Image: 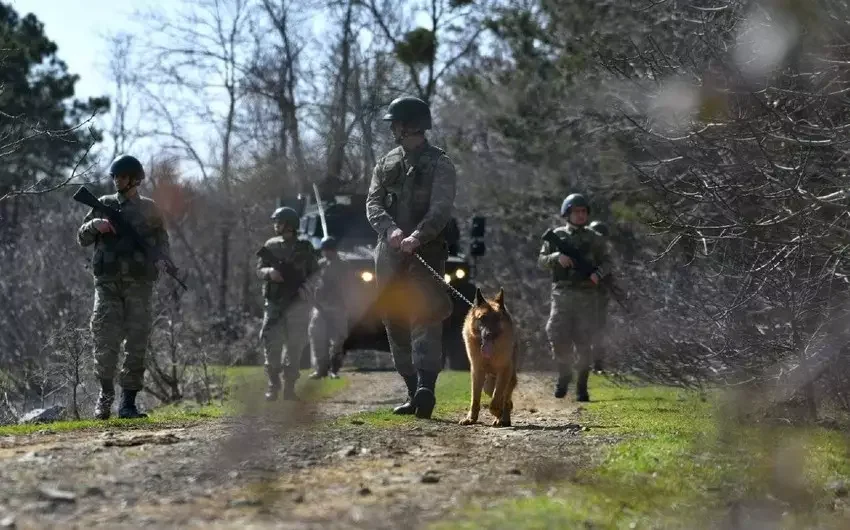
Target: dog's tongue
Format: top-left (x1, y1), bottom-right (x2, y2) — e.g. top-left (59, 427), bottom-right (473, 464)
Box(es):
top-left (481, 339), bottom-right (495, 358)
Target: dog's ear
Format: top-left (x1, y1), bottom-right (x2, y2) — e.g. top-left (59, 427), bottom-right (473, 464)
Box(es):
top-left (495, 287), bottom-right (505, 307)
top-left (474, 288), bottom-right (486, 307)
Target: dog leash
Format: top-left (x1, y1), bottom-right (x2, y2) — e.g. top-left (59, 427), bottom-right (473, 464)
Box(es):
top-left (413, 252), bottom-right (475, 308)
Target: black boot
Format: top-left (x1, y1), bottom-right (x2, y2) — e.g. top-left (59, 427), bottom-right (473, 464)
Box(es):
top-left (93, 380), bottom-right (114, 420)
top-left (413, 370), bottom-right (438, 420)
top-left (265, 372), bottom-right (281, 401)
top-left (576, 369), bottom-right (590, 402)
top-left (554, 373), bottom-right (571, 399)
top-left (118, 390), bottom-right (148, 419)
top-left (282, 377), bottom-right (300, 401)
top-left (392, 374), bottom-right (419, 415)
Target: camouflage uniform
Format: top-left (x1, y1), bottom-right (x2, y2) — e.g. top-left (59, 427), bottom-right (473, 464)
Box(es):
top-left (78, 192), bottom-right (169, 410)
top-left (366, 141), bottom-right (456, 416)
top-left (257, 235), bottom-right (319, 398)
top-left (588, 221), bottom-right (612, 372)
top-left (538, 223), bottom-right (611, 398)
top-left (308, 254), bottom-right (352, 376)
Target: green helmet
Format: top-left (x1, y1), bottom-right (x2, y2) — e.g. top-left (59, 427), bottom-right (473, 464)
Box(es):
top-left (560, 193), bottom-right (590, 217)
top-left (589, 220), bottom-right (609, 236)
top-left (382, 96), bottom-right (432, 130)
top-left (271, 206), bottom-right (299, 229)
top-left (108, 155), bottom-right (145, 181)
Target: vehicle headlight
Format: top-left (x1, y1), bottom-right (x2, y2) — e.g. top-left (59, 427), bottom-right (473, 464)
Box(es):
top-left (360, 271), bottom-right (374, 282)
top-left (455, 269), bottom-right (466, 279)
top-left (444, 274), bottom-right (452, 283)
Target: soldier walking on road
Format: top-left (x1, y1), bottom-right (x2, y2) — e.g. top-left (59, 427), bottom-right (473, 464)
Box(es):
top-left (308, 236), bottom-right (352, 379)
top-left (538, 193), bottom-right (612, 402)
top-left (366, 96), bottom-right (456, 420)
top-left (77, 155), bottom-right (171, 420)
top-left (256, 206), bottom-right (319, 401)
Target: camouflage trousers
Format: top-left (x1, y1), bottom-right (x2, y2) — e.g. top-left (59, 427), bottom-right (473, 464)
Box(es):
top-left (90, 279), bottom-right (154, 391)
top-left (308, 307), bottom-right (349, 372)
top-left (375, 239), bottom-right (453, 377)
top-left (260, 298), bottom-right (310, 381)
top-left (545, 285), bottom-right (601, 376)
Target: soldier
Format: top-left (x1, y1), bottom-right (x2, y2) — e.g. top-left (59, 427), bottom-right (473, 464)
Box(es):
top-left (588, 220), bottom-right (611, 373)
top-left (308, 236), bottom-right (351, 380)
top-left (256, 206), bottom-right (319, 401)
top-left (366, 95), bottom-right (456, 420)
top-left (538, 193), bottom-right (612, 402)
top-left (77, 154), bottom-right (170, 420)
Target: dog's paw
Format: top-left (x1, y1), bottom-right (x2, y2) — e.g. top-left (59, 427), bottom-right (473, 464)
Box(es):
top-left (459, 416), bottom-right (477, 426)
top-left (492, 418), bottom-right (511, 428)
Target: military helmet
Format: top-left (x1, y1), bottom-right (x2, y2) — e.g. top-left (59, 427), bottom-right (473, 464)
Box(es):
top-left (108, 154), bottom-right (145, 181)
top-left (270, 206), bottom-right (299, 228)
top-left (382, 96), bottom-right (432, 130)
top-left (320, 236), bottom-right (338, 251)
top-left (560, 193), bottom-right (591, 217)
top-left (589, 220), bottom-right (609, 236)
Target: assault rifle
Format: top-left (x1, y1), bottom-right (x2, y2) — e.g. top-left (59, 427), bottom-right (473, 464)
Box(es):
top-left (256, 246), bottom-right (310, 302)
top-left (541, 228), bottom-right (629, 312)
top-left (72, 185), bottom-right (188, 291)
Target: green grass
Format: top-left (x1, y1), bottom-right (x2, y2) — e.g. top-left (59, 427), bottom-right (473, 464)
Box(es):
top-left (336, 369), bottom-right (471, 428)
top-left (431, 375), bottom-right (850, 530)
top-left (0, 367), bottom-right (349, 437)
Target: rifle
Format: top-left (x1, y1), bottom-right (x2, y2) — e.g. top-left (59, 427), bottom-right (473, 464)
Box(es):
top-left (541, 228), bottom-right (629, 312)
top-left (73, 185), bottom-right (188, 291)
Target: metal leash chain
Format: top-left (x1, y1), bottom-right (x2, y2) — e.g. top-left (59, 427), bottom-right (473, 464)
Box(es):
top-left (413, 253), bottom-right (475, 308)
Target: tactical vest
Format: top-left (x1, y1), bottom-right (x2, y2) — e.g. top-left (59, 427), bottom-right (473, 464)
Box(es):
top-left (92, 195), bottom-right (157, 281)
top-left (549, 228), bottom-right (597, 287)
top-left (380, 144), bottom-right (449, 246)
top-left (262, 237), bottom-right (313, 304)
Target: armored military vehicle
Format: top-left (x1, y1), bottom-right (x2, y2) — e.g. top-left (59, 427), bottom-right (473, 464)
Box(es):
top-left (290, 191), bottom-right (486, 370)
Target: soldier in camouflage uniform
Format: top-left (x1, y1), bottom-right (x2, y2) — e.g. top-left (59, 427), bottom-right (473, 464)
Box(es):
top-left (366, 96), bottom-right (456, 420)
top-left (588, 220), bottom-right (611, 373)
top-left (77, 154), bottom-right (170, 420)
top-left (538, 193), bottom-right (612, 402)
top-left (257, 206), bottom-right (319, 401)
top-left (308, 236), bottom-right (351, 379)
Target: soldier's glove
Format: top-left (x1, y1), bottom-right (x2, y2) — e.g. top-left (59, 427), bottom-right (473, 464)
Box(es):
top-left (92, 219), bottom-right (115, 234)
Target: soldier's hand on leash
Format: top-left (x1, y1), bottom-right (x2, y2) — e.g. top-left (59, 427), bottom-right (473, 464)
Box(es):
top-left (92, 219), bottom-right (115, 234)
top-left (400, 235), bottom-right (421, 254)
top-left (558, 254), bottom-right (573, 268)
top-left (388, 228), bottom-right (405, 249)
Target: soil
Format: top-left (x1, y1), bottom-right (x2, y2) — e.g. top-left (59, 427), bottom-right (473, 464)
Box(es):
top-left (0, 370), bottom-right (615, 529)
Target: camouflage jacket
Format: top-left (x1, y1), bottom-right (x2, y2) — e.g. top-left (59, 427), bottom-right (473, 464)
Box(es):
top-left (256, 236), bottom-right (319, 302)
top-left (538, 223), bottom-right (612, 288)
top-left (365, 141), bottom-right (457, 245)
top-left (313, 256), bottom-right (354, 313)
top-left (77, 192), bottom-right (170, 283)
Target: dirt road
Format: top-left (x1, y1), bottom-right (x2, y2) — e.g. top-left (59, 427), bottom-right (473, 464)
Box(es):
top-left (0, 371), bottom-right (606, 529)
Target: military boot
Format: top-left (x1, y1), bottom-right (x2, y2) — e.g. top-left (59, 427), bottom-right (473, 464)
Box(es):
top-left (554, 373), bottom-right (571, 399)
top-left (282, 376), bottom-right (300, 401)
top-left (392, 374), bottom-right (419, 415)
top-left (308, 367), bottom-right (328, 380)
top-left (413, 370), bottom-right (438, 420)
top-left (93, 380), bottom-right (115, 420)
top-left (576, 369), bottom-right (591, 402)
top-left (118, 390), bottom-right (148, 419)
top-left (265, 372), bottom-right (281, 401)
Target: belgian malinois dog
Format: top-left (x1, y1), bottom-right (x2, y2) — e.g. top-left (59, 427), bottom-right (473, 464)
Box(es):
top-left (459, 287), bottom-right (518, 427)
